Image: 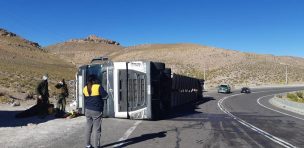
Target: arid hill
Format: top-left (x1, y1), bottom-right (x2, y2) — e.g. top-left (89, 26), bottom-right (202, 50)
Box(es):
top-left (46, 40), bottom-right (304, 88)
top-left (0, 28), bottom-right (76, 99)
top-left (45, 35), bottom-right (124, 66)
top-left (113, 44), bottom-right (304, 88)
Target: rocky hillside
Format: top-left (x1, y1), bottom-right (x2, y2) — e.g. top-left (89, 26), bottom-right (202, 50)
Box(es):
top-left (45, 35), bottom-right (124, 66)
top-left (46, 39), bottom-right (304, 88)
top-left (0, 28), bottom-right (76, 101)
top-left (68, 35), bottom-right (120, 45)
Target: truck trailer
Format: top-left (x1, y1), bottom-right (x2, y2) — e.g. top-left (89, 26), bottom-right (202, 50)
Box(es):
top-left (75, 58), bottom-right (203, 120)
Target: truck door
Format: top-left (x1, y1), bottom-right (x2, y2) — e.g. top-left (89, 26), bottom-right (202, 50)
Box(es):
top-left (118, 70), bottom-right (128, 112)
top-left (114, 62), bottom-right (151, 119)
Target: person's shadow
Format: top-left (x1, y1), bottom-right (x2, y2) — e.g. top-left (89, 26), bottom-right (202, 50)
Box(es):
top-left (102, 131), bottom-right (167, 148)
top-left (0, 105), bottom-right (56, 127)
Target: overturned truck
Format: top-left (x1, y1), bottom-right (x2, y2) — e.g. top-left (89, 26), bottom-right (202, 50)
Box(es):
top-left (76, 58), bottom-right (203, 120)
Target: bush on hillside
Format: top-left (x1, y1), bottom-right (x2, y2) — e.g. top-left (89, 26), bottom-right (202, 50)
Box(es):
top-left (299, 98), bottom-right (304, 103)
top-left (296, 91), bottom-right (304, 99)
top-left (287, 93), bottom-right (298, 102)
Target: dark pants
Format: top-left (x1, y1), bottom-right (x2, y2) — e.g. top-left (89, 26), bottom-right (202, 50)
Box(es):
top-left (37, 97), bottom-right (49, 116)
top-left (56, 95), bottom-right (66, 113)
top-left (85, 109), bottom-right (103, 148)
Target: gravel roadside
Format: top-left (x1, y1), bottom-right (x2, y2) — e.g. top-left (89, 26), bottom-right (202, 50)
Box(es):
top-left (0, 101), bottom-right (85, 148)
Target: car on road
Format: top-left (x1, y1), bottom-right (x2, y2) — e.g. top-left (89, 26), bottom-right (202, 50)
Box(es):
top-left (241, 87), bottom-right (251, 93)
top-left (218, 84), bottom-right (231, 93)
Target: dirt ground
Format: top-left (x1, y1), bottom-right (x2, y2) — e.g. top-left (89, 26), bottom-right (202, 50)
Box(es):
top-left (0, 100), bottom-right (85, 148)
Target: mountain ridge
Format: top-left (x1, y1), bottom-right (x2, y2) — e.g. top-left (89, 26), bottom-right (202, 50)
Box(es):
top-left (45, 34), bottom-right (124, 65)
top-left (66, 34), bottom-right (120, 45)
top-left (0, 28), bottom-right (41, 49)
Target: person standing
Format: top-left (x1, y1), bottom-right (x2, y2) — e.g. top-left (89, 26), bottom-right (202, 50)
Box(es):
top-left (15, 74), bottom-right (49, 118)
top-left (36, 74), bottom-right (50, 116)
top-left (83, 75), bottom-right (108, 148)
top-left (55, 79), bottom-right (69, 116)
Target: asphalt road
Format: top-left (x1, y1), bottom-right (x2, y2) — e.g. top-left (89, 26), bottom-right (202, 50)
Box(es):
top-left (49, 87), bottom-right (304, 148)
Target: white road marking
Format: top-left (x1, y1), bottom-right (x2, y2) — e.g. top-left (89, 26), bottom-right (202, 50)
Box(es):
top-left (113, 120), bottom-right (142, 147)
top-left (218, 93), bottom-right (297, 148)
top-left (257, 95), bottom-right (304, 121)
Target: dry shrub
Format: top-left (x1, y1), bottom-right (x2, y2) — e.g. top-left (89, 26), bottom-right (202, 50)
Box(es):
top-left (296, 91), bottom-right (304, 99)
top-left (0, 95), bottom-right (12, 103)
top-left (287, 93), bottom-right (298, 102)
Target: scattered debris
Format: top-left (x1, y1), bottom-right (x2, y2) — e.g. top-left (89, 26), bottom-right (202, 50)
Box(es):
top-left (69, 100), bottom-right (77, 107)
top-left (65, 110), bottom-right (81, 119)
top-left (11, 101), bottom-right (20, 107)
top-left (27, 123), bottom-right (37, 127)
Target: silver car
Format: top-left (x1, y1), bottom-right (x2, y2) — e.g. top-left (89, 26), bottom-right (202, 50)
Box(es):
top-left (218, 84), bottom-right (231, 93)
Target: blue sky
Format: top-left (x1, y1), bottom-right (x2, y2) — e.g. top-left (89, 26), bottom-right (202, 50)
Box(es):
top-left (0, 0), bottom-right (303, 57)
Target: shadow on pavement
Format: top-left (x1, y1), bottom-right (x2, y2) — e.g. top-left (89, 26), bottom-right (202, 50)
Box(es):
top-left (162, 96), bottom-right (215, 120)
top-left (102, 131), bottom-right (167, 148)
top-left (0, 109), bottom-right (56, 127)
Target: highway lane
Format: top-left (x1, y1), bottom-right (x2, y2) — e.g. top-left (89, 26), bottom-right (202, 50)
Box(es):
top-left (219, 87), bottom-right (304, 148)
top-left (118, 87), bottom-right (304, 148)
top-left (47, 87), bottom-right (304, 148)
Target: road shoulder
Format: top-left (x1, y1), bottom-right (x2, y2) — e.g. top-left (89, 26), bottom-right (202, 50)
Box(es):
top-left (269, 97), bottom-right (304, 116)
